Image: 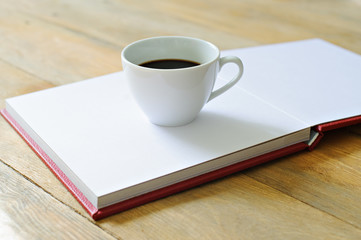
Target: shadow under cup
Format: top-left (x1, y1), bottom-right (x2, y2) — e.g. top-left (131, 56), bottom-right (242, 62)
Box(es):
top-left (121, 36), bottom-right (222, 127)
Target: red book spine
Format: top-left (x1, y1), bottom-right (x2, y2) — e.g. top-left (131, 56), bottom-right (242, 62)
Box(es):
top-left (309, 115), bottom-right (361, 150)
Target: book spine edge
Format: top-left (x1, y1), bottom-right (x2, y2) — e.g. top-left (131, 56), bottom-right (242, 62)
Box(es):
top-left (309, 115), bottom-right (361, 150)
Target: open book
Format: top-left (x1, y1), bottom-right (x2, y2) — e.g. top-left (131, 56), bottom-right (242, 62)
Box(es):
top-left (1, 39), bottom-right (360, 220)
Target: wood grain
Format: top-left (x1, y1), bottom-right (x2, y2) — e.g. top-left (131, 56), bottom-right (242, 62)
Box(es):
top-left (245, 128), bottom-right (361, 228)
top-left (98, 173), bottom-right (361, 239)
top-left (0, 161), bottom-right (116, 240)
top-left (0, 1), bottom-right (122, 85)
top-left (0, 0), bottom-right (361, 239)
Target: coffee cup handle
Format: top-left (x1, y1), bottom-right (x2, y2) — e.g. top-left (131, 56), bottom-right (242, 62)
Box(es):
top-left (207, 56), bottom-right (244, 102)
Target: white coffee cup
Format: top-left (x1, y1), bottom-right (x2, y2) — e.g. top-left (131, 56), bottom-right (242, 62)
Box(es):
top-left (121, 36), bottom-right (244, 127)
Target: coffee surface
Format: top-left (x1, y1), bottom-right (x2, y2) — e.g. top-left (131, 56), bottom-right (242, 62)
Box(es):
top-left (139, 59), bottom-right (200, 69)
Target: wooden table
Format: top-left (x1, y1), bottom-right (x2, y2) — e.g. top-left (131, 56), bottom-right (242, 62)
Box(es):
top-left (1, 0), bottom-right (361, 239)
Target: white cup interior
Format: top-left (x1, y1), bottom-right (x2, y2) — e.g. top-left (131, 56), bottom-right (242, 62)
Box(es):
top-left (122, 36), bottom-right (219, 66)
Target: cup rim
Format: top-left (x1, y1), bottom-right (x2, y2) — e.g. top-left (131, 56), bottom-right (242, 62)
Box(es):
top-left (121, 36), bottom-right (220, 71)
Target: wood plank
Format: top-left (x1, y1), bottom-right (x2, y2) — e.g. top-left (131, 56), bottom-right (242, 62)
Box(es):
top-left (0, 0), bottom-right (257, 50)
top-left (97, 173), bottom-right (361, 239)
top-left (5, 0), bottom-right (361, 52)
top-left (1, 0), bottom-right (360, 88)
top-left (0, 2), bottom-right (122, 86)
top-left (0, 60), bottom-right (54, 108)
top-left (0, 160), bottom-right (116, 240)
top-left (245, 127), bottom-right (361, 228)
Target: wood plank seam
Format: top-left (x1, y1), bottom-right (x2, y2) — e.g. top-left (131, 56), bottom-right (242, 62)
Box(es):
top-left (244, 169), bottom-right (361, 232)
top-left (27, 13), bottom-right (125, 51)
top-left (0, 58), bottom-right (51, 85)
top-left (0, 156), bottom-right (94, 222)
top-left (244, 156), bottom-right (361, 232)
top-left (0, 155), bottom-right (122, 239)
top-left (0, 159), bottom-right (119, 239)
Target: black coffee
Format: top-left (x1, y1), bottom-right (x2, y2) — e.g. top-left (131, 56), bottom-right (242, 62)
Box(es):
top-left (139, 59), bottom-right (200, 69)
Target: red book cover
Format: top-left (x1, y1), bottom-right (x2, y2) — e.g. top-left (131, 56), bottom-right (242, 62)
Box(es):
top-left (308, 116), bottom-right (361, 150)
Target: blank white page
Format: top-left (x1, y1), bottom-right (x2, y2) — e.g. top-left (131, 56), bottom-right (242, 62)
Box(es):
top-left (6, 71), bottom-right (308, 205)
top-left (220, 39), bottom-right (361, 126)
